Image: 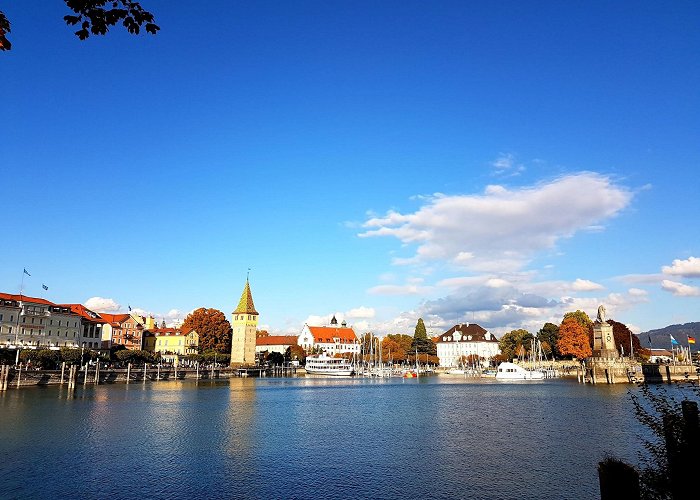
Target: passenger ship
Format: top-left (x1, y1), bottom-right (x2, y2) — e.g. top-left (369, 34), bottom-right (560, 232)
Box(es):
top-left (305, 353), bottom-right (355, 376)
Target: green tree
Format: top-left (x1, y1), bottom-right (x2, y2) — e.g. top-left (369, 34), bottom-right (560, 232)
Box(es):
top-left (557, 317), bottom-right (592, 359)
top-left (60, 347), bottom-right (82, 365)
top-left (563, 310), bottom-right (593, 329)
top-left (414, 318), bottom-right (428, 339)
top-left (182, 308), bottom-right (232, 354)
top-left (265, 351), bottom-right (284, 366)
top-left (0, 1), bottom-right (159, 51)
top-left (537, 323), bottom-right (560, 358)
top-left (498, 329), bottom-right (532, 361)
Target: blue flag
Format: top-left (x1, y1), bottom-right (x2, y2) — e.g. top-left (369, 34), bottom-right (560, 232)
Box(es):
top-left (23, 268), bottom-right (31, 276)
top-left (128, 305), bottom-right (132, 311)
top-left (42, 284), bottom-right (48, 291)
top-left (670, 334), bottom-right (679, 345)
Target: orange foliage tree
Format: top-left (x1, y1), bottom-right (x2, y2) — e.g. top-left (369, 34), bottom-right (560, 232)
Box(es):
top-left (557, 317), bottom-right (592, 359)
top-left (182, 307), bottom-right (232, 354)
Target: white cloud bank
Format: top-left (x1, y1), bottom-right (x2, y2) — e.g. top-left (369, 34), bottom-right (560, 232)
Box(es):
top-left (661, 280), bottom-right (700, 297)
top-left (84, 297), bottom-right (120, 313)
top-left (360, 173), bottom-right (632, 273)
top-left (662, 256), bottom-right (700, 278)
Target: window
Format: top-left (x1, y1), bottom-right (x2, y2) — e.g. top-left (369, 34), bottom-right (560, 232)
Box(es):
top-left (0, 314), bottom-right (3, 321)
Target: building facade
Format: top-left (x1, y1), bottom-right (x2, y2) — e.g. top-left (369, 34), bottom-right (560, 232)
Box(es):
top-left (230, 279), bottom-right (258, 365)
top-left (0, 293), bottom-right (82, 350)
top-left (435, 323), bottom-right (500, 367)
top-left (298, 316), bottom-right (359, 356)
top-left (255, 335), bottom-right (299, 355)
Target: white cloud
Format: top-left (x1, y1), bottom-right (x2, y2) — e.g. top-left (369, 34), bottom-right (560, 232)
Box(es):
top-left (490, 153), bottom-right (525, 177)
top-left (345, 306), bottom-right (376, 319)
top-left (360, 173), bottom-right (632, 273)
top-left (85, 296), bottom-right (120, 313)
top-left (662, 256), bottom-right (700, 278)
top-left (661, 280), bottom-right (700, 297)
top-left (628, 288), bottom-right (648, 297)
top-left (571, 279), bottom-right (604, 291)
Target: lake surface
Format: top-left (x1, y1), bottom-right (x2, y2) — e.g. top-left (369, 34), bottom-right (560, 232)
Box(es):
top-left (0, 376), bottom-right (651, 499)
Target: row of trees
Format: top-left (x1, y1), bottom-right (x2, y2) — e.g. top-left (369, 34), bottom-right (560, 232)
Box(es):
top-left (498, 310), bottom-right (647, 361)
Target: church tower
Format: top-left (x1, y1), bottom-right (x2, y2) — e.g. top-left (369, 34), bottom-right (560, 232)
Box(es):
top-left (230, 278), bottom-right (258, 366)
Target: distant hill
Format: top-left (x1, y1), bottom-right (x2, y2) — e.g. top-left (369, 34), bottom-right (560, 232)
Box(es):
top-left (639, 322), bottom-right (700, 352)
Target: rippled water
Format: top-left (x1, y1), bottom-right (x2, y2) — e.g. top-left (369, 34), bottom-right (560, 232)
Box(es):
top-left (1, 377), bottom-right (646, 499)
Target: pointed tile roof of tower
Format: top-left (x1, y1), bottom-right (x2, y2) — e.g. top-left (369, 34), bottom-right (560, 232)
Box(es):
top-left (234, 280), bottom-right (258, 315)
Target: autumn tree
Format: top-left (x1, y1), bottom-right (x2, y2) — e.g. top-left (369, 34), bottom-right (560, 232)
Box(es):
top-left (498, 329), bottom-right (533, 361)
top-left (380, 336), bottom-right (405, 363)
top-left (557, 317), bottom-right (592, 360)
top-left (537, 322), bottom-right (560, 359)
top-left (608, 319), bottom-right (647, 359)
top-left (0, 1), bottom-right (159, 51)
top-left (285, 344), bottom-right (306, 364)
top-left (385, 334), bottom-right (413, 363)
top-left (563, 310), bottom-right (594, 348)
top-left (182, 308), bottom-right (232, 354)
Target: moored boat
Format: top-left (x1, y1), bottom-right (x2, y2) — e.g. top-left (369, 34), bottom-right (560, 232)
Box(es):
top-left (305, 353), bottom-right (355, 376)
top-left (495, 362), bottom-right (545, 380)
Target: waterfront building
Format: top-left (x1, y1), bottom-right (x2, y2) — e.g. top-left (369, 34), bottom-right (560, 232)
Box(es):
top-left (99, 313), bottom-right (145, 350)
top-left (62, 303), bottom-right (107, 351)
top-left (298, 316), bottom-right (360, 355)
top-left (255, 335), bottom-right (299, 355)
top-left (230, 279), bottom-right (258, 365)
top-left (0, 293), bottom-right (82, 350)
top-left (648, 348), bottom-right (673, 363)
top-left (435, 323), bottom-right (500, 367)
top-left (144, 326), bottom-right (199, 364)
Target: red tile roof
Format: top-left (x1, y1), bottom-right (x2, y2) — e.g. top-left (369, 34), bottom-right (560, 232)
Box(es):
top-left (98, 313), bottom-right (131, 326)
top-left (436, 323), bottom-right (496, 343)
top-left (308, 326), bottom-right (358, 344)
top-left (60, 304), bottom-right (106, 323)
top-left (256, 335), bottom-right (298, 347)
top-left (0, 292), bottom-right (55, 306)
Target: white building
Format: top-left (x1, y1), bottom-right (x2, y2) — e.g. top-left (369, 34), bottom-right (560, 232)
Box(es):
top-left (0, 293), bottom-right (82, 350)
top-left (435, 323), bottom-right (500, 367)
top-left (255, 335), bottom-right (299, 355)
top-left (298, 316), bottom-right (360, 356)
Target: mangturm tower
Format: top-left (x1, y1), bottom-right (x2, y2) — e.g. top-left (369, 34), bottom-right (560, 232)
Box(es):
top-left (230, 278), bottom-right (258, 366)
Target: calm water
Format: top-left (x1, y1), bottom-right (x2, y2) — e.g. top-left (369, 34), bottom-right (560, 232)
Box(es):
top-left (1, 376), bottom-right (647, 499)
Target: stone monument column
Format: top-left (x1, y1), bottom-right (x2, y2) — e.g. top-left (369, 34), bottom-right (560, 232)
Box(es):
top-left (592, 304), bottom-right (617, 359)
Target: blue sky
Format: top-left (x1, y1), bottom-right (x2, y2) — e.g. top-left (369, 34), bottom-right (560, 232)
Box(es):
top-left (2, 1), bottom-right (699, 337)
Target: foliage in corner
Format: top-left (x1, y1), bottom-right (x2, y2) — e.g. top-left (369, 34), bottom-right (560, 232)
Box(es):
top-left (0, 1), bottom-right (159, 50)
top-left (64, 0), bottom-right (159, 40)
top-left (0, 11), bottom-right (11, 50)
top-left (629, 382), bottom-right (700, 499)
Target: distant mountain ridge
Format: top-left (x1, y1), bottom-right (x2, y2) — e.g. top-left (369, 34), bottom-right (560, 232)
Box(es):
top-left (639, 322), bottom-right (700, 352)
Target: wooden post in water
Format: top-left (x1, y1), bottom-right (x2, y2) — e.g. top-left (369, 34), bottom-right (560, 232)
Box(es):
top-left (61, 361), bottom-right (66, 385)
top-left (196, 361), bottom-right (199, 380)
top-left (0, 365), bottom-right (7, 391)
top-left (126, 363), bottom-right (131, 384)
top-left (16, 363), bottom-right (22, 389)
top-left (83, 363), bottom-right (88, 386)
top-left (157, 364), bottom-right (160, 380)
top-left (143, 363), bottom-right (147, 383)
top-left (95, 361), bottom-right (100, 384)
top-left (598, 458), bottom-right (640, 500)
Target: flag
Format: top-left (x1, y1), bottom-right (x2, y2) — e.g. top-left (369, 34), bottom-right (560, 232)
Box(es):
top-left (23, 268), bottom-right (31, 276)
top-left (689, 336), bottom-right (696, 345)
top-left (670, 334), bottom-right (679, 345)
top-left (42, 284), bottom-right (48, 291)
top-left (128, 305), bottom-right (132, 311)
top-left (648, 334), bottom-right (652, 345)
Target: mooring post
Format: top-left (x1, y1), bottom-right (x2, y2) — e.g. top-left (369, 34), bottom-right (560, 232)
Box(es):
top-left (126, 363), bottom-right (131, 384)
top-left (95, 361), bottom-right (99, 384)
top-left (60, 361), bottom-right (66, 385)
top-left (143, 363), bottom-right (147, 383)
top-left (16, 363), bottom-right (22, 389)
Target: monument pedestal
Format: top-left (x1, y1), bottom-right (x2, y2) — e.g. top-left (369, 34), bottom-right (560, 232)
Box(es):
top-left (593, 321), bottom-right (617, 359)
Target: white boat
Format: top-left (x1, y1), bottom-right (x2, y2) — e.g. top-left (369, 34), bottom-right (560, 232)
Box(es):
top-left (305, 353), bottom-right (355, 376)
top-left (495, 362), bottom-right (545, 380)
